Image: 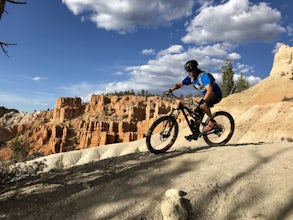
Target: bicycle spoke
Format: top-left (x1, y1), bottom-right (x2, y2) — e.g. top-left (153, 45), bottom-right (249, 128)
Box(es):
top-left (203, 111), bottom-right (234, 146)
top-left (146, 116), bottom-right (178, 154)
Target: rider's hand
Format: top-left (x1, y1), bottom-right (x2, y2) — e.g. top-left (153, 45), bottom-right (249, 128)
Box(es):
top-left (164, 89), bottom-right (173, 95)
top-left (199, 99), bottom-right (206, 105)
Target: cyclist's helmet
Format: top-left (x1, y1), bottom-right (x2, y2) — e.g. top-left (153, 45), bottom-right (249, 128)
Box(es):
top-left (184, 60), bottom-right (198, 72)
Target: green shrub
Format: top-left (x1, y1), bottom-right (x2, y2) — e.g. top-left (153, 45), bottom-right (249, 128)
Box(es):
top-left (9, 138), bottom-right (30, 162)
top-left (0, 106), bottom-right (19, 118)
top-left (0, 140), bottom-right (6, 147)
top-left (282, 97), bottom-right (293, 102)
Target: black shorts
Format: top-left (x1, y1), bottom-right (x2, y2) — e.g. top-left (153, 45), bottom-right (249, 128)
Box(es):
top-left (206, 92), bottom-right (222, 107)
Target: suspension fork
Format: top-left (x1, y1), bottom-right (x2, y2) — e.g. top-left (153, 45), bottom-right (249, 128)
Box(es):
top-left (168, 107), bottom-right (180, 119)
top-left (162, 108), bottom-right (180, 134)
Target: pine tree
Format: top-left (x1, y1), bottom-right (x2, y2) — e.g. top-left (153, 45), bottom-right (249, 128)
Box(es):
top-left (140, 89), bottom-right (145, 97)
top-left (221, 60), bottom-right (235, 97)
top-left (235, 72), bottom-right (249, 93)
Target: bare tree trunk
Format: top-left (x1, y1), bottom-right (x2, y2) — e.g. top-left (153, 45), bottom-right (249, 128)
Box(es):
top-left (0, 0), bottom-right (6, 19)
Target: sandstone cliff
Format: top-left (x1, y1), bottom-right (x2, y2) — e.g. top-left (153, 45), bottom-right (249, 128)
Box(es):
top-left (270, 44), bottom-right (293, 77)
top-left (0, 94), bottom-right (178, 158)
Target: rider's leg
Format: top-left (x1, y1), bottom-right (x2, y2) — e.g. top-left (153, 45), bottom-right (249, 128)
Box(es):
top-left (200, 103), bottom-right (213, 119)
top-left (186, 94), bottom-right (221, 140)
top-left (200, 93), bottom-right (222, 131)
top-left (200, 92), bottom-right (217, 118)
top-left (200, 104), bottom-right (216, 132)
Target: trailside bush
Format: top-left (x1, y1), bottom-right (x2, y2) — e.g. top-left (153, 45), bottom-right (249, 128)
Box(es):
top-left (9, 138), bottom-right (30, 162)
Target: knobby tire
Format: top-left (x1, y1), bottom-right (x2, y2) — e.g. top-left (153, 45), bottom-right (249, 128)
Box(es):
top-left (203, 111), bottom-right (235, 146)
top-left (146, 115), bottom-right (178, 154)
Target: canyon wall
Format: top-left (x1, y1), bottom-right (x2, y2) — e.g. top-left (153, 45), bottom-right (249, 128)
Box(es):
top-left (0, 94), bottom-right (179, 156)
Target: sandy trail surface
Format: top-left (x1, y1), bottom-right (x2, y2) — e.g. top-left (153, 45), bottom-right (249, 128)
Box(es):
top-left (1, 141), bottom-right (292, 220)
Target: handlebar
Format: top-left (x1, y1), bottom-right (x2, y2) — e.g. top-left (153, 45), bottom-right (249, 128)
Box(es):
top-left (164, 91), bottom-right (200, 107)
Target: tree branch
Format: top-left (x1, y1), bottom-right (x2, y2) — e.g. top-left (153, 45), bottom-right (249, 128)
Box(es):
top-left (0, 41), bottom-right (16, 57)
top-left (0, 0), bottom-right (25, 55)
top-left (0, 0), bottom-right (26, 19)
top-left (6, 0), bottom-right (26, 4)
top-left (0, 0), bottom-right (6, 19)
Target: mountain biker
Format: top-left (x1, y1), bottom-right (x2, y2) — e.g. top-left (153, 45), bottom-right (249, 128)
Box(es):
top-left (166, 60), bottom-right (222, 132)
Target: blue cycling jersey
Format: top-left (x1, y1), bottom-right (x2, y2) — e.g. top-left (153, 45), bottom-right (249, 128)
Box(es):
top-left (182, 72), bottom-right (222, 97)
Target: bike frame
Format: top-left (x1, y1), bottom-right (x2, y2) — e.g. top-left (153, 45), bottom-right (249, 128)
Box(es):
top-left (168, 96), bottom-right (206, 135)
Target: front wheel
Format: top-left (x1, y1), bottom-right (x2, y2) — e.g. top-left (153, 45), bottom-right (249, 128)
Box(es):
top-left (146, 115), bottom-right (179, 154)
top-left (203, 111), bottom-right (235, 147)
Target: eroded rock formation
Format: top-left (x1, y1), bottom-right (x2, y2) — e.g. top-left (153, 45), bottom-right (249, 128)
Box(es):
top-left (0, 94), bottom-right (178, 157)
top-left (270, 44), bottom-right (293, 77)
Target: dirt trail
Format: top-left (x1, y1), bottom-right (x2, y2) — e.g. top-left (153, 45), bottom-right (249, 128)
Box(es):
top-left (0, 142), bottom-right (292, 220)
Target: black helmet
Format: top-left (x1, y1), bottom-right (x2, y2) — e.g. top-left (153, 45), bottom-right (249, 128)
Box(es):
top-left (184, 60), bottom-right (198, 72)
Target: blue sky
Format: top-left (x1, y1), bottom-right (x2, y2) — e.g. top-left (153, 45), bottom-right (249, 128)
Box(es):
top-left (0, 0), bottom-right (292, 112)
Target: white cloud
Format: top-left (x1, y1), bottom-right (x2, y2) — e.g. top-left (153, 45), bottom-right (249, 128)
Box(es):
top-left (196, 0), bottom-right (214, 12)
top-left (62, 0), bottom-right (194, 32)
top-left (227, 73), bottom-right (261, 87)
top-left (244, 75), bottom-right (261, 86)
top-left (157, 45), bottom-right (184, 57)
top-left (272, 42), bottom-right (284, 54)
top-left (0, 91), bottom-right (30, 104)
top-left (90, 43), bottom-right (253, 96)
top-left (227, 53), bottom-right (241, 60)
top-left (32, 76), bottom-right (46, 81)
top-left (17, 75), bottom-right (46, 81)
top-left (236, 63), bottom-right (254, 74)
top-left (114, 71), bottom-right (124, 76)
top-left (0, 91), bottom-right (53, 112)
top-left (59, 81), bottom-right (97, 96)
top-left (182, 0), bottom-right (286, 44)
top-left (287, 25), bottom-right (293, 37)
top-left (187, 43), bottom-right (239, 59)
top-left (142, 49), bottom-right (155, 55)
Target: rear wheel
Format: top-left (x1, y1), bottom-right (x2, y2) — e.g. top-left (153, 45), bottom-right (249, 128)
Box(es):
top-left (146, 116), bottom-right (178, 154)
top-left (203, 111), bottom-right (234, 146)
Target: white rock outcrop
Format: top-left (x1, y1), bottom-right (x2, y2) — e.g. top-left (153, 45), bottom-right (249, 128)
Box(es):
top-left (161, 188), bottom-right (188, 220)
top-left (270, 44), bottom-right (293, 77)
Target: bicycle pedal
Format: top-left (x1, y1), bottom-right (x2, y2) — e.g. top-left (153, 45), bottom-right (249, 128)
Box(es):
top-left (185, 134), bottom-right (198, 141)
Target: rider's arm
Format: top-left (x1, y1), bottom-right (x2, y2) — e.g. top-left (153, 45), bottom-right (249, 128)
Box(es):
top-left (170, 75), bottom-right (191, 91)
top-left (203, 84), bottom-right (213, 101)
top-left (200, 74), bottom-right (214, 102)
top-left (170, 82), bottom-right (183, 92)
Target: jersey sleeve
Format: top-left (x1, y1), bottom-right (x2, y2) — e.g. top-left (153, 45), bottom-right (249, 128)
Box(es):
top-left (182, 76), bottom-right (191, 85)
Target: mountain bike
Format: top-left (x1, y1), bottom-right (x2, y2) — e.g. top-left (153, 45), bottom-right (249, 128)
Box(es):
top-left (146, 92), bottom-right (235, 154)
